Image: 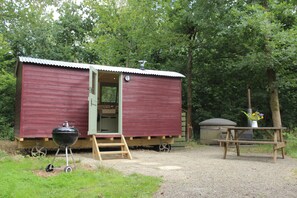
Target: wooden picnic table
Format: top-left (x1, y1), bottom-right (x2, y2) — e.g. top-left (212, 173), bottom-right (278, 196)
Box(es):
top-left (218, 127), bottom-right (286, 162)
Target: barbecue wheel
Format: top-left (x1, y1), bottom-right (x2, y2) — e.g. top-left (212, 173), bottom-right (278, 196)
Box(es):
top-left (45, 164), bottom-right (54, 172)
top-left (64, 166), bottom-right (72, 173)
top-left (159, 143), bottom-right (171, 152)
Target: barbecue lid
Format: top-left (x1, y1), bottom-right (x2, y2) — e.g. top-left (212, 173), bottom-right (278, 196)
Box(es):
top-left (52, 121), bottom-right (79, 147)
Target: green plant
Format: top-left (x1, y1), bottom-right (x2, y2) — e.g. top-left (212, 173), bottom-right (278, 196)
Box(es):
top-left (242, 111), bottom-right (264, 121)
top-left (0, 70), bottom-right (16, 140)
top-left (0, 123), bottom-right (14, 140)
top-left (283, 129), bottom-right (297, 158)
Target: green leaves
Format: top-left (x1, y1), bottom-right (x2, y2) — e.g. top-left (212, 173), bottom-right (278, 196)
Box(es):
top-left (0, 34), bottom-right (14, 72)
top-left (85, 0), bottom-right (174, 67)
top-left (0, 70), bottom-right (15, 140)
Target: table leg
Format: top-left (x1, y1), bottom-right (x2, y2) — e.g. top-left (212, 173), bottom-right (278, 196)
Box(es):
top-left (273, 131), bottom-right (278, 163)
top-left (273, 146), bottom-right (277, 163)
top-left (223, 129), bottom-right (231, 159)
top-left (278, 129), bottom-right (285, 159)
top-left (281, 148), bottom-right (285, 159)
top-left (234, 130), bottom-right (240, 156)
top-left (236, 144), bottom-right (240, 156)
top-left (223, 142), bottom-right (227, 159)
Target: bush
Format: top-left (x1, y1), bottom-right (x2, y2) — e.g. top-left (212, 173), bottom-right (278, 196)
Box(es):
top-left (0, 122), bottom-right (14, 140)
top-left (0, 70), bottom-right (16, 140)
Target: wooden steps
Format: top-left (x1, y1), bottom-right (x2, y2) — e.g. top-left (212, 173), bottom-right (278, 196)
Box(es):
top-left (92, 135), bottom-right (132, 161)
top-left (98, 143), bottom-right (125, 147)
top-left (100, 151), bottom-right (129, 155)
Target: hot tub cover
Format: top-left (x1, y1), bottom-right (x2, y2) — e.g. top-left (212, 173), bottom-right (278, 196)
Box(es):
top-left (199, 118), bottom-right (236, 126)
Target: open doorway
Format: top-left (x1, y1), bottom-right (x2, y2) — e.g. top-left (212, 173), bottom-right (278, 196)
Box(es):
top-left (97, 72), bottom-right (120, 133)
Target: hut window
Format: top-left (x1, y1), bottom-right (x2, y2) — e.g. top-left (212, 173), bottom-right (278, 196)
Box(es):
top-left (100, 83), bottom-right (118, 104)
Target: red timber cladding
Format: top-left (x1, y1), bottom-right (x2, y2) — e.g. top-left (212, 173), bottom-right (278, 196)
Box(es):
top-left (122, 74), bottom-right (182, 137)
top-left (19, 63), bottom-right (89, 138)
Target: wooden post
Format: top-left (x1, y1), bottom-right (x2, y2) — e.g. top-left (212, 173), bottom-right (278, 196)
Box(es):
top-left (247, 87), bottom-right (252, 110)
top-left (247, 87), bottom-right (253, 128)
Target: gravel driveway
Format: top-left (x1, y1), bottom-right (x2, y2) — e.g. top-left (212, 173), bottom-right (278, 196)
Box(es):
top-left (78, 146), bottom-right (297, 198)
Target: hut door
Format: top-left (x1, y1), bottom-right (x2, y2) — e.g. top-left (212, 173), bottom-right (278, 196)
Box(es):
top-left (88, 66), bottom-right (98, 135)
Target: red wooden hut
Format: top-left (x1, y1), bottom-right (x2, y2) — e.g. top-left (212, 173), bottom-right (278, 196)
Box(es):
top-left (15, 57), bottom-right (184, 158)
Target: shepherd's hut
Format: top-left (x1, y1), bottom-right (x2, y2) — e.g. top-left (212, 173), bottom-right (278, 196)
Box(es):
top-left (15, 57), bottom-right (184, 159)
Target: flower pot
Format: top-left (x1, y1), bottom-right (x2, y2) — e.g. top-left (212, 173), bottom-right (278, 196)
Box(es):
top-left (251, 121), bottom-right (258, 128)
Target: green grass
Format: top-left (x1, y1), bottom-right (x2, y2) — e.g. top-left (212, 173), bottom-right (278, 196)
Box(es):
top-left (230, 129), bottom-right (297, 158)
top-left (184, 140), bottom-right (206, 148)
top-left (0, 150), bottom-right (161, 198)
top-left (284, 132), bottom-right (297, 158)
top-left (239, 144), bottom-right (273, 154)
top-left (239, 142), bottom-right (296, 156)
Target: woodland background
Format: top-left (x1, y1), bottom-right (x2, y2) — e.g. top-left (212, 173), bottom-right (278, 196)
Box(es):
top-left (1, 0), bottom-right (297, 140)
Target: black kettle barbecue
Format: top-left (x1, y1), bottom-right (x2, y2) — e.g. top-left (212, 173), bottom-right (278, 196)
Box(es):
top-left (46, 121), bottom-right (79, 173)
top-left (52, 121), bottom-right (79, 147)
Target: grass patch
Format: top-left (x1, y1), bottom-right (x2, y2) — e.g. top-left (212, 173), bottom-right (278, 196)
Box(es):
top-left (184, 140), bottom-right (206, 148)
top-left (284, 132), bottom-right (297, 159)
top-left (230, 128), bottom-right (297, 158)
top-left (239, 144), bottom-right (273, 154)
top-left (0, 150), bottom-right (161, 198)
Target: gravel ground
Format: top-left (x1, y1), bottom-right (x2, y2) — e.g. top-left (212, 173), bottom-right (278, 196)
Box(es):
top-left (77, 146), bottom-right (297, 198)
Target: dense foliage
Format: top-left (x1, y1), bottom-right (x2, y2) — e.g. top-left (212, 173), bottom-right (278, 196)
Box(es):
top-left (0, 34), bottom-right (15, 140)
top-left (0, 0), bottom-right (296, 139)
top-left (0, 70), bottom-right (15, 140)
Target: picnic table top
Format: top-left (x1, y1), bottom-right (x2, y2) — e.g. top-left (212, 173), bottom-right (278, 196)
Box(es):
top-left (226, 127), bottom-right (286, 130)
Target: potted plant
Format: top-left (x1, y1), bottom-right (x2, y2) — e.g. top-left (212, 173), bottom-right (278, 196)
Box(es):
top-left (242, 111), bottom-right (264, 127)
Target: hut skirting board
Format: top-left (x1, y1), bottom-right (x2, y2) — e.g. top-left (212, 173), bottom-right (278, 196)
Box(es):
top-left (15, 136), bottom-right (178, 149)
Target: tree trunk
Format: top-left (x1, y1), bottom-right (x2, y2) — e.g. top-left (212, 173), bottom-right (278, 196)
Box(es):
top-left (186, 42), bottom-right (193, 141)
top-left (267, 68), bottom-right (282, 127)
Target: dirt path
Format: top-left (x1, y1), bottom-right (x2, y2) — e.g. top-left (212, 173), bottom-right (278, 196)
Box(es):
top-left (78, 146), bottom-right (297, 198)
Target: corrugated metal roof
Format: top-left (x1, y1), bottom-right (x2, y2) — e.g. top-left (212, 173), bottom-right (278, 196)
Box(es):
top-left (18, 56), bottom-right (185, 78)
